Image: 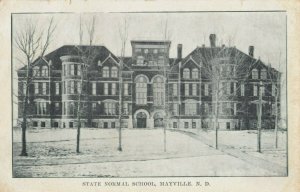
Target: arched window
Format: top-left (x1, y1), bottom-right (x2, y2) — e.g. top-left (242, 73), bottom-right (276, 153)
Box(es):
top-left (33, 66), bottom-right (40, 77)
top-left (183, 68), bottom-right (190, 79)
top-left (192, 68), bottom-right (199, 79)
top-left (252, 69), bottom-right (258, 79)
top-left (102, 66), bottom-right (109, 77)
top-left (136, 76), bottom-right (147, 105)
top-left (41, 66), bottom-right (48, 77)
top-left (153, 76), bottom-right (164, 105)
top-left (111, 66), bottom-right (118, 78)
top-left (261, 68), bottom-right (267, 79)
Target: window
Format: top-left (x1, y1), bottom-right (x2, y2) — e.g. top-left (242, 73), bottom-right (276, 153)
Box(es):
top-left (41, 122), bottom-right (46, 128)
top-left (103, 66), bottom-right (109, 77)
top-left (33, 121), bottom-right (38, 127)
top-left (192, 122), bottom-right (196, 129)
top-left (77, 82), bottom-right (81, 94)
top-left (135, 48), bottom-right (141, 52)
top-left (33, 66), bottom-right (40, 76)
top-left (171, 83), bottom-right (177, 96)
top-left (192, 84), bottom-right (197, 96)
top-left (234, 102), bottom-right (237, 115)
top-left (55, 82), bottom-right (60, 95)
top-left (70, 64), bottom-right (74, 75)
top-left (70, 81), bottom-right (74, 94)
top-left (173, 122), bottom-right (178, 128)
top-left (261, 69), bottom-right (267, 79)
top-left (77, 65), bottom-right (81, 76)
top-left (137, 56), bottom-right (144, 65)
top-left (136, 76), bottom-right (147, 105)
top-left (172, 103), bottom-right (178, 115)
top-left (261, 85), bottom-right (265, 96)
top-left (241, 83), bottom-right (245, 96)
top-left (253, 84), bottom-right (258, 96)
top-left (183, 68), bottom-right (190, 79)
top-left (104, 122), bottom-right (108, 128)
top-left (92, 102), bottom-right (97, 111)
top-left (92, 82), bottom-right (96, 95)
top-left (185, 100), bottom-right (197, 115)
top-left (144, 49), bottom-right (148, 54)
top-left (54, 102), bottom-right (60, 111)
top-left (227, 82), bottom-right (230, 95)
top-left (124, 83), bottom-right (128, 96)
top-left (41, 66), bottom-right (48, 76)
top-left (272, 83), bottom-right (276, 96)
top-left (23, 82), bottom-right (27, 95)
top-left (104, 102), bottom-right (116, 115)
top-left (35, 101), bottom-right (47, 115)
top-left (252, 69), bottom-right (258, 79)
top-left (204, 102), bottom-right (210, 113)
top-left (69, 122), bottom-right (73, 128)
top-left (41, 83), bottom-right (46, 95)
top-left (111, 122), bottom-right (116, 128)
top-left (123, 103), bottom-right (128, 115)
top-left (158, 56), bottom-right (164, 65)
top-left (153, 49), bottom-right (158, 54)
top-left (184, 122), bottom-right (189, 129)
top-left (63, 65), bottom-right (66, 76)
top-left (192, 68), bottom-right (199, 79)
top-left (112, 83), bottom-right (116, 95)
top-left (111, 66), bottom-right (118, 78)
top-left (185, 83), bottom-right (189, 96)
top-left (104, 83), bottom-right (108, 95)
top-left (204, 84), bottom-right (209, 96)
top-left (53, 122), bottom-right (59, 128)
top-left (153, 76), bottom-right (164, 105)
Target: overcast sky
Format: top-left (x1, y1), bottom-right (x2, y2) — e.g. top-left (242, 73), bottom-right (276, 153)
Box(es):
top-left (12, 12), bottom-right (287, 122)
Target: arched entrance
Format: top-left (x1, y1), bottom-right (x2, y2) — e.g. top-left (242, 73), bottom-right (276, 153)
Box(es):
top-left (153, 112), bottom-right (164, 128)
top-left (136, 112), bottom-right (147, 128)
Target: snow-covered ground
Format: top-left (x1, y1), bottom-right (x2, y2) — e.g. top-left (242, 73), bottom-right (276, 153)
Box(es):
top-left (13, 128), bottom-right (287, 177)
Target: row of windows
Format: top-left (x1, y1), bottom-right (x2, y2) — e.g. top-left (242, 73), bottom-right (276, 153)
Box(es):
top-left (63, 64), bottom-right (81, 76)
top-left (32, 66), bottom-right (48, 77)
top-left (183, 68), bottom-right (199, 79)
top-left (136, 55), bottom-right (165, 66)
top-left (252, 68), bottom-right (267, 79)
top-left (135, 48), bottom-right (165, 54)
top-left (102, 66), bottom-right (118, 78)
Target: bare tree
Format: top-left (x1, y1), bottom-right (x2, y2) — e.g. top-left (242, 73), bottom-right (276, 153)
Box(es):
top-left (266, 52), bottom-right (285, 148)
top-left (197, 41), bottom-right (258, 149)
top-left (117, 17), bottom-right (129, 151)
top-left (75, 15), bottom-right (97, 153)
top-left (14, 17), bottom-right (56, 156)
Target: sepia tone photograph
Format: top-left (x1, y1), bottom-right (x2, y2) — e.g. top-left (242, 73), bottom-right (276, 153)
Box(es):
top-left (12, 11), bottom-right (287, 178)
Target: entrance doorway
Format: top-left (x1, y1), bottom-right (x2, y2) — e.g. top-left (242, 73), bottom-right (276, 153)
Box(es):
top-left (137, 112), bottom-right (147, 128)
top-left (154, 112), bottom-right (164, 128)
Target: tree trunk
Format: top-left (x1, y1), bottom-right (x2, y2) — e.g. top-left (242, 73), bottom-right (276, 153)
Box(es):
top-left (275, 93), bottom-right (279, 148)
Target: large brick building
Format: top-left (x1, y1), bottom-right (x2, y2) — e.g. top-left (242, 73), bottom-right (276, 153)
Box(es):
top-left (17, 34), bottom-right (280, 130)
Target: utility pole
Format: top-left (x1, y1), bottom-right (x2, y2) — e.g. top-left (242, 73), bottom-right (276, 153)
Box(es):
top-left (118, 59), bottom-right (123, 152)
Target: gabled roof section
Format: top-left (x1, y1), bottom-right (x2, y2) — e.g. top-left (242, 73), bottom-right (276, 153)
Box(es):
top-left (17, 45), bottom-right (120, 71)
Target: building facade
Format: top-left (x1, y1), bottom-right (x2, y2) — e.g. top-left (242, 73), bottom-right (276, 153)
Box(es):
top-left (17, 34), bottom-right (281, 130)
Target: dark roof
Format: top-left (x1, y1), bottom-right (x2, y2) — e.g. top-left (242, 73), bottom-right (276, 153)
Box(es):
top-left (131, 40), bottom-right (171, 46)
top-left (17, 45), bottom-right (120, 71)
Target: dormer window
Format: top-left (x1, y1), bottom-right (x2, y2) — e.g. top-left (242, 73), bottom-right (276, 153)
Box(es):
top-left (192, 68), bottom-right (199, 79)
top-left (41, 66), bottom-right (48, 77)
top-left (111, 66), bottom-right (118, 78)
top-left (261, 68), bottom-right (267, 79)
top-left (103, 66), bottom-right (109, 77)
top-left (252, 69), bottom-right (258, 79)
top-left (33, 66), bottom-right (40, 76)
top-left (183, 68), bottom-right (190, 79)
top-left (98, 60), bottom-right (102, 66)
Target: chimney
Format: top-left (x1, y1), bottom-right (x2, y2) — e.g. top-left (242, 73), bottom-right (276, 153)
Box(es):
top-left (177, 44), bottom-right (182, 60)
top-left (209, 34), bottom-right (216, 47)
top-left (249, 46), bottom-right (254, 57)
